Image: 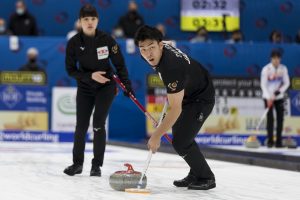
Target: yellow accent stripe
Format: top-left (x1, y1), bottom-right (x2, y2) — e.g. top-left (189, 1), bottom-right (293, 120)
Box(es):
top-left (181, 16), bottom-right (240, 31)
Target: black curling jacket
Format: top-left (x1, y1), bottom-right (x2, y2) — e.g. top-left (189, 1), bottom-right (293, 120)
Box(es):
top-left (65, 29), bottom-right (130, 89)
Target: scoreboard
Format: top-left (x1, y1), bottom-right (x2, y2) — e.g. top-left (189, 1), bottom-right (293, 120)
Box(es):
top-left (180, 0), bottom-right (240, 31)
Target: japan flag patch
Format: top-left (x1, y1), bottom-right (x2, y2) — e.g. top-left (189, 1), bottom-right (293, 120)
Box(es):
top-left (97, 46), bottom-right (109, 60)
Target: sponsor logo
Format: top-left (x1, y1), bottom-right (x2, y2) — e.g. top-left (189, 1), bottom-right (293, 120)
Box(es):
top-left (292, 93), bottom-right (300, 112)
top-left (0, 71), bottom-right (46, 85)
top-left (0, 85), bottom-right (22, 108)
top-left (147, 74), bottom-right (164, 88)
top-left (57, 95), bottom-right (76, 115)
top-left (0, 131), bottom-right (59, 142)
top-left (292, 77), bottom-right (300, 90)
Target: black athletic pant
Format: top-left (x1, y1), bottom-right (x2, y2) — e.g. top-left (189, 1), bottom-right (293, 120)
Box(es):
top-left (263, 99), bottom-right (284, 145)
top-left (73, 84), bottom-right (115, 167)
top-left (172, 100), bottom-right (215, 180)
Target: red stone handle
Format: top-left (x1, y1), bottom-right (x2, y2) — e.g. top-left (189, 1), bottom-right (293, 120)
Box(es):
top-left (124, 163), bottom-right (134, 173)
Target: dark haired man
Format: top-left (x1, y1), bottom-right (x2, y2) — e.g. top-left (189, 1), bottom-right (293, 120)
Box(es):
top-left (134, 25), bottom-right (216, 190)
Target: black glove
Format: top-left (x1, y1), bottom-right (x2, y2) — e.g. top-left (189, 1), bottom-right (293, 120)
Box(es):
top-left (122, 80), bottom-right (135, 97)
top-left (274, 90), bottom-right (281, 96)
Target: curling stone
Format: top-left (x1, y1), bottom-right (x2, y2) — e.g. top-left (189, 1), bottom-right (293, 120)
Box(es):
top-left (109, 163), bottom-right (147, 191)
top-left (244, 135), bottom-right (260, 148)
top-left (283, 137), bottom-right (298, 149)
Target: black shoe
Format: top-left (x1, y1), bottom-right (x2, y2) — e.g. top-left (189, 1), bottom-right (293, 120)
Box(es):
top-left (173, 173), bottom-right (197, 187)
top-left (267, 143), bottom-right (273, 148)
top-left (188, 177), bottom-right (216, 190)
top-left (275, 143), bottom-right (283, 148)
top-left (267, 140), bottom-right (274, 148)
top-left (90, 165), bottom-right (101, 177)
top-left (63, 164), bottom-right (83, 176)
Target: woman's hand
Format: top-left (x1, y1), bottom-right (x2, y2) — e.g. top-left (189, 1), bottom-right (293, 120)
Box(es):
top-left (92, 71), bottom-right (110, 83)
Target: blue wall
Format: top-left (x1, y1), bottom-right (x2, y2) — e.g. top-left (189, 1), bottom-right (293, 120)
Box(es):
top-left (1, 0), bottom-right (300, 41)
top-left (0, 37), bottom-right (300, 141)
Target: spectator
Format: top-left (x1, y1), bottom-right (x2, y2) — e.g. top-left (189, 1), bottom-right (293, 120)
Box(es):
top-left (226, 29), bottom-right (243, 43)
top-left (0, 18), bottom-right (11, 35)
top-left (156, 23), bottom-right (167, 39)
top-left (111, 25), bottom-right (124, 39)
top-left (117, 0), bottom-right (144, 38)
top-left (66, 20), bottom-right (81, 40)
top-left (269, 30), bottom-right (282, 43)
top-left (19, 47), bottom-right (47, 82)
top-left (295, 29), bottom-right (300, 44)
top-left (8, 0), bottom-right (38, 36)
top-left (190, 26), bottom-right (209, 43)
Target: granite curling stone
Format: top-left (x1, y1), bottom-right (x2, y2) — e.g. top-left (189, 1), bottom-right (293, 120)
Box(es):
top-left (109, 163), bottom-right (147, 191)
top-left (283, 137), bottom-right (298, 149)
top-left (244, 135), bottom-right (261, 148)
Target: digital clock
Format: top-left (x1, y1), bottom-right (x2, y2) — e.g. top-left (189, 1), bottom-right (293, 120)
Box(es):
top-left (180, 0), bottom-right (240, 31)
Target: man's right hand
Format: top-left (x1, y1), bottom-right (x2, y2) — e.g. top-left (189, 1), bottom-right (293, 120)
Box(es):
top-left (92, 71), bottom-right (110, 83)
top-left (267, 99), bottom-right (273, 108)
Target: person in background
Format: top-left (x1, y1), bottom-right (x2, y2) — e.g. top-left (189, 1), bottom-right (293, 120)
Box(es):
top-left (190, 26), bottom-right (209, 43)
top-left (111, 25), bottom-right (124, 39)
top-left (64, 4), bottom-right (134, 177)
top-left (0, 18), bottom-right (11, 35)
top-left (226, 29), bottom-right (243, 44)
top-left (66, 20), bottom-right (81, 40)
top-left (294, 29), bottom-right (300, 44)
top-left (8, 0), bottom-right (38, 36)
top-left (269, 30), bottom-right (282, 43)
top-left (260, 50), bottom-right (290, 148)
top-left (117, 0), bottom-right (144, 38)
top-left (19, 47), bottom-right (47, 83)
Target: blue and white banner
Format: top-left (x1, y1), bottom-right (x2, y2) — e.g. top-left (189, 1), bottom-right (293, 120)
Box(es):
top-left (0, 85), bottom-right (48, 111)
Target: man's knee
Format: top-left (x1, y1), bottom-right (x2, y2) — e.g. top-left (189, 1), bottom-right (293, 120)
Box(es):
top-left (172, 138), bottom-right (191, 156)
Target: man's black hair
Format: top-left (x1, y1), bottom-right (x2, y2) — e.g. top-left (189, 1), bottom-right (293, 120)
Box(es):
top-left (79, 4), bottom-right (98, 19)
top-left (270, 50), bottom-right (282, 58)
top-left (134, 25), bottom-right (163, 46)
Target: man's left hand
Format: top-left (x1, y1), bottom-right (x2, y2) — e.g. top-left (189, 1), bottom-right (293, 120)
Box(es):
top-left (147, 134), bottom-right (161, 153)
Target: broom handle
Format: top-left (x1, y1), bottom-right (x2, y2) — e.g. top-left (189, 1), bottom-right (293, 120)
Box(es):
top-left (137, 101), bottom-right (168, 188)
top-left (112, 74), bottom-right (172, 143)
top-left (256, 108), bottom-right (269, 131)
top-left (137, 150), bottom-right (152, 188)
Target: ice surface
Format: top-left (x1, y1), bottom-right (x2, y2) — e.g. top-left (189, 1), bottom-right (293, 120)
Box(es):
top-left (0, 142), bottom-right (299, 200)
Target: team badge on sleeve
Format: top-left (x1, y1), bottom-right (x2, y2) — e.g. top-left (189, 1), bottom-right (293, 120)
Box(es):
top-left (168, 81), bottom-right (179, 91)
top-left (112, 44), bottom-right (118, 54)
